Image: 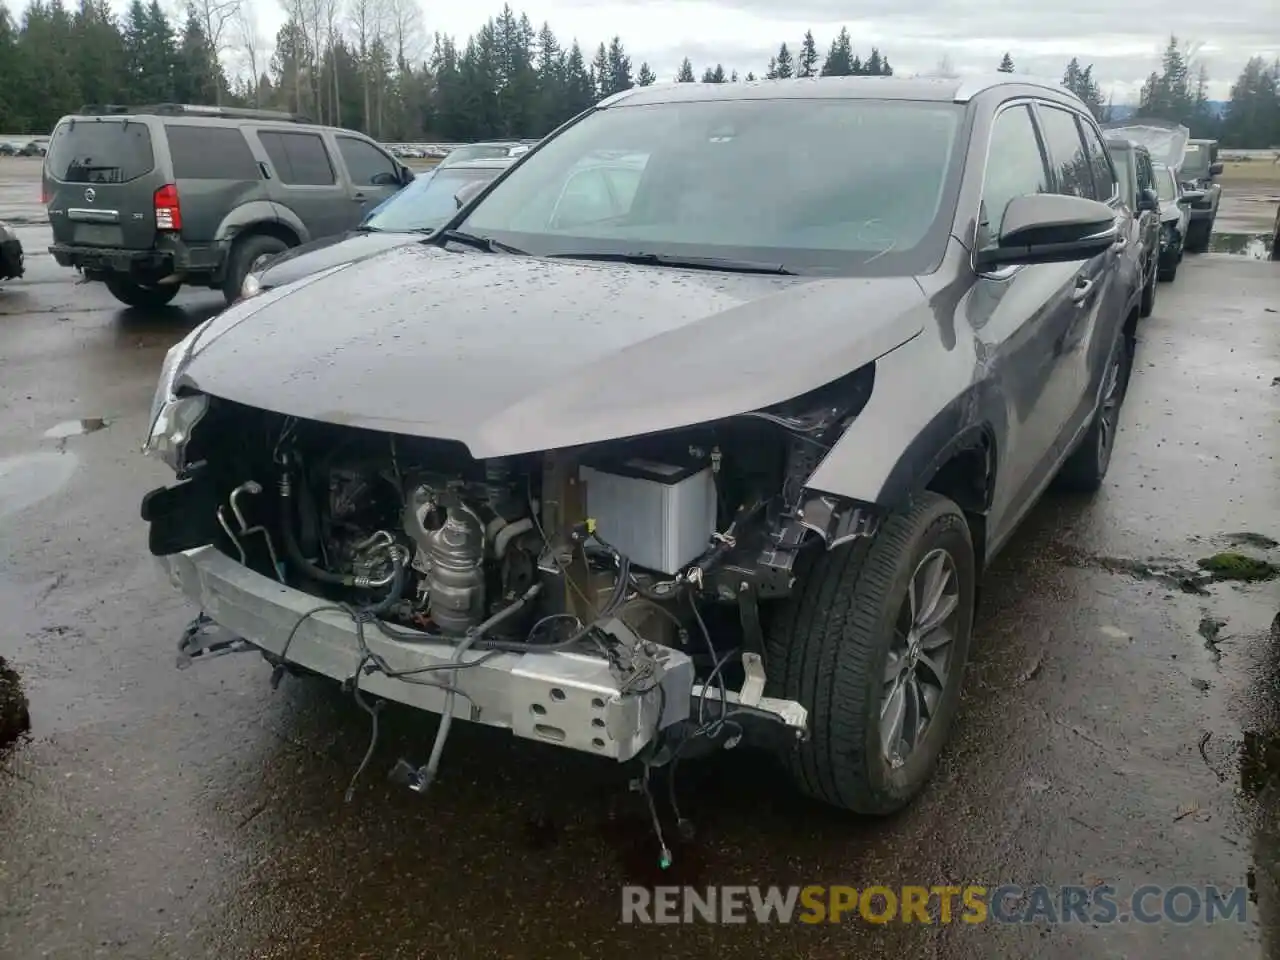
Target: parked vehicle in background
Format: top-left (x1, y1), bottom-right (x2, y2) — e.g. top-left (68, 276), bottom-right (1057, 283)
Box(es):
top-left (1179, 138), bottom-right (1223, 252)
top-left (0, 142), bottom-right (16, 157)
top-left (437, 140), bottom-right (538, 168)
top-left (1152, 160), bottom-right (1202, 281)
top-left (0, 221), bottom-right (23, 281)
top-left (42, 103), bottom-right (416, 308)
top-left (142, 76), bottom-right (1140, 821)
top-left (1105, 138), bottom-right (1161, 316)
top-left (19, 139), bottom-right (48, 157)
top-left (241, 158), bottom-right (516, 299)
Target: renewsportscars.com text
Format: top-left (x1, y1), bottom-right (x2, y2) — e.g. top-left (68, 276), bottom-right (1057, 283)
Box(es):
top-left (621, 884), bottom-right (1251, 925)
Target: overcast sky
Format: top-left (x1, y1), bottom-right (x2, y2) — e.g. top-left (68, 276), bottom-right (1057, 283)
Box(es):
top-left (120, 0), bottom-right (1280, 101)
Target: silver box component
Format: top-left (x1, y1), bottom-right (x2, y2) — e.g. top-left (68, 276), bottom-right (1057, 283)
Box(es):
top-left (579, 459), bottom-right (717, 575)
top-left (160, 546), bottom-right (700, 761)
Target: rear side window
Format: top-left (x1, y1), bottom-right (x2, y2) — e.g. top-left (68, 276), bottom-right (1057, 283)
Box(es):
top-left (336, 137), bottom-right (399, 185)
top-left (1036, 106), bottom-right (1093, 200)
top-left (46, 119), bottom-right (154, 184)
top-left (258, 131), bottom-right (335, 185)
top-left (164, 124), bottom-right (259, 180)
top-left (1079, 123), bottom-right (1116, 202)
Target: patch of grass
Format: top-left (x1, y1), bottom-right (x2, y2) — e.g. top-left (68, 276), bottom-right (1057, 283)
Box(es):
top-left (1196, 552), bottom-right (1280, 581)
top-left (1219, 159), bottom-right (1280, 184)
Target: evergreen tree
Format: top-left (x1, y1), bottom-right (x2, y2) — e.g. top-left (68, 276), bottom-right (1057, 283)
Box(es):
top-left (774, 42), bottom-right (794, 79)
top-left (821, 27), bottom-right (854, 76)
top-left (997, 52), bottom-right (1014, 73)
top-left (636, 61), bottom-right (655, 86)
top-left (1221, 57), bottom-right (1279, 148)
top-left (1062, 57), bottom-right (1105, 121)
top-left (797, 30), bottom-right (819, 78)
top-left (675, 57), bottom-right (695, 82)
top-left (701, 64), bottom-right (726, 83)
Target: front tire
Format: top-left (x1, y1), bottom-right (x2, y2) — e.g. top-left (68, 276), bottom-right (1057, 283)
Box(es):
top-left (764, 492), bottom-right (976, 815)
top-left (104, 277), bottom-right (180, 309)
top-left (1184, 218), bottom-right (1212, 253)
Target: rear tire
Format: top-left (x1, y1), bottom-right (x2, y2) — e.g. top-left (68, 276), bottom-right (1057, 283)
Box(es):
top-left (1057, 334), bottom-right (1129, 494)
top-left (1158, 255), bottom-right (1178, 282)
top-left (1139, 258), bottom-right (1157, 317)
top-left (104, 277), bottom-right (180, 309)
top-left (222, 233), bottom-right (289, 305)
top-left (764, 492), bottom-right (976, 815)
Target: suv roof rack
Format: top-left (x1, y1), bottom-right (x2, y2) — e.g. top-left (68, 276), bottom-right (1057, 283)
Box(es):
top-left (75, 103), bottom-right (314, 123)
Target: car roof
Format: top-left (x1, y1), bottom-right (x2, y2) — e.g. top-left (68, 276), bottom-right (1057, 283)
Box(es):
top-left (597, 74), bottom-right (1083, 108)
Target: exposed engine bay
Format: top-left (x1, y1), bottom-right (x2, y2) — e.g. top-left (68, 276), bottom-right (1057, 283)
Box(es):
top-left (147, 366), bottom-right (877, 859)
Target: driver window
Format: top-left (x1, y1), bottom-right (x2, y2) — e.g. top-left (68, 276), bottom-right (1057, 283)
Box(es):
top-left (978, 104), bottom-right (1050, 249)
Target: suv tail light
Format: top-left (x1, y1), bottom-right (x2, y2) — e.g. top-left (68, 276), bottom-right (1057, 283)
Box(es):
top-left (154, 184), bottom-right (182, 231)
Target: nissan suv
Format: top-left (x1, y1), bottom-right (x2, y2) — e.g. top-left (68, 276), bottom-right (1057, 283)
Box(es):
top-left (43, 103), bottom-right (415, 308)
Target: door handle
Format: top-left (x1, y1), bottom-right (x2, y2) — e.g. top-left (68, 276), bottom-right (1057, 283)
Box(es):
top-left (352, 192), bottom-right (367, 202)
top-left (1071, 278), bottom-right (1095, 304)
top-left (257, 160), bottom-right (271, 180)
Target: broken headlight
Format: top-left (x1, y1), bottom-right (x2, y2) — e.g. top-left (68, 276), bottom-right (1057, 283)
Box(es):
top-left (143, 320), bottom-right (211, 473)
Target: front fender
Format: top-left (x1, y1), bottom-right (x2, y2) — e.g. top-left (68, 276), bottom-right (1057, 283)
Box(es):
top-left (805, 319), bottom-right (1003, 510)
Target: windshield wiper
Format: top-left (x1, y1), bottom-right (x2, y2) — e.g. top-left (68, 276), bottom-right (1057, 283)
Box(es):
top-left (437, 228), bottom-right (527, 254)
top-left (547, 251), bottom-right (797, 275)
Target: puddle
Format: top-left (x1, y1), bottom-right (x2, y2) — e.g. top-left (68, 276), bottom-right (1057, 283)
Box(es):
top-left (1209, 232), bottom-right (1274, 259)
top-left (0, 450), bottom-right (80, 522)
top-left (0, 655), bottom-right (31, 750)
top-left (42, 417), bottom-right (109, 439)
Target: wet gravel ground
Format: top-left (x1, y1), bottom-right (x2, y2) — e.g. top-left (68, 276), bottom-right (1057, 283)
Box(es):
top-left (2, 158), bottom-right (1279, 959)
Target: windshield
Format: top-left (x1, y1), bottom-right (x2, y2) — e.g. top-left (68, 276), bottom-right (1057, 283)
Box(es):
top-left (1154, 165), bottom-right (1177, 202)
top-left (365, 166), bottom-right (506, 232)
top-left (456, 98), bottom-right (965, 275)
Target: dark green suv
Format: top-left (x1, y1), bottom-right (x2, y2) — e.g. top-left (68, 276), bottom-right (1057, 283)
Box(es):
top-left (43, 103), bottom-right (415, 308)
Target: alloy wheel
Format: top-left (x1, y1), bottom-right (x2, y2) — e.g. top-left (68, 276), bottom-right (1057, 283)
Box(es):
top-left (881, 548), bottom-right (960, 769)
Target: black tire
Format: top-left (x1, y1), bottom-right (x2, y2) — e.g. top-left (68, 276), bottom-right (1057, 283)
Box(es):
top-left (1138, 257), bottom-right (1157, 317)
top-left (104, 276), bottom-right (180, 308)
top-left (1158, 255), bottom-right (1178, 282)
top-left (222, 233), bottom-right (289, 305)
top-left (1184, 218), bottom-right (1212, 254)
top-left (764, 491), bottom-right (976, 815)
top-left (1056, 334), bottom-right (1129, 493)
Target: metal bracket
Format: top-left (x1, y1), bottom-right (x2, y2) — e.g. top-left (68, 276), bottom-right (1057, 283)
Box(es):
top-left (738, 652), bottom-right (765, 708)
top-left (176, 612), bottom-right (255, 669)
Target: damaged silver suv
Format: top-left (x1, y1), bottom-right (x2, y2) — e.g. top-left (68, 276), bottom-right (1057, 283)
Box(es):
top-left (141, 75), bottom-right (1139, 826)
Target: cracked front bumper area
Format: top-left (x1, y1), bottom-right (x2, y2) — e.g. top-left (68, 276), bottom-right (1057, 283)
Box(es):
top-left (161, 546), bottom-right (809, 761)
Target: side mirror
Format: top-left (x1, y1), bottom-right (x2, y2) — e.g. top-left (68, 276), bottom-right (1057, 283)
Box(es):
top-left (400, 164), bottom-right (415, 184)
top-left (1136, 187), bottom-right (1160, 212)
top-left (1178, 189), bottom-right (1205, 205)
top-left (454, 180), bottom-right (487, 210)
top-left (1209, 161), bottom-right (1224, 177)
top-left (975, 194), bottom-right (1117, 269)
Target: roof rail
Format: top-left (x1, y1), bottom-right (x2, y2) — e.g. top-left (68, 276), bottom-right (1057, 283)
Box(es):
top-left (75, 103), bottom-right (314, 123)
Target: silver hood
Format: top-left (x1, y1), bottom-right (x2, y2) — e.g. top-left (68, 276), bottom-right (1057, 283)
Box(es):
top-left (180, 244), bottom-right (927, 458)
